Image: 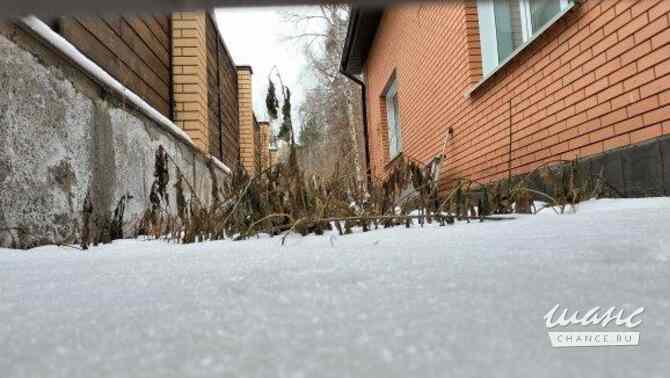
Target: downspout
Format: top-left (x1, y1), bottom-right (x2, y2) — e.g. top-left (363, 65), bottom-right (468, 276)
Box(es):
top-left (341, 70), bottom-right (372, 189)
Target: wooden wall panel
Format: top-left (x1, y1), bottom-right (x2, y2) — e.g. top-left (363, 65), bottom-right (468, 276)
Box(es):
top-left (59, 16), bottom-right (172, 118)
top-left (206, 14), bottom-right (240, 168)
top-left (206, 15), bottom-right (222, 158)
top-left (219, 40), bottom-right (241, 169)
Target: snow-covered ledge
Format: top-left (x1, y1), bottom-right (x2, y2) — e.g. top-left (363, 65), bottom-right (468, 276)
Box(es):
top-left (20, 16), bottom-right (232, 175)
top-left (209, 156), bottom-right (232, 175)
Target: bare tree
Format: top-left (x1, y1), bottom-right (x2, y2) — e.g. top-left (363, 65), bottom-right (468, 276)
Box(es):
top-left (281, 5), bottom-right (366, 182)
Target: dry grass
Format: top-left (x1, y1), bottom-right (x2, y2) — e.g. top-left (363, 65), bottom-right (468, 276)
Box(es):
top-left (120, 145), bottom-right (617, 246)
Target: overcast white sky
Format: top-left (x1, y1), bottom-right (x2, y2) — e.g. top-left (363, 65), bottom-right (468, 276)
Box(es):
top-left (215, 6), bottom-right (323, 131)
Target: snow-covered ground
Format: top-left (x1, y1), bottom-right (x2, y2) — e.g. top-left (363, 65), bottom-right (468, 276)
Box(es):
top-left (1, 198), bottom-right (669, 378)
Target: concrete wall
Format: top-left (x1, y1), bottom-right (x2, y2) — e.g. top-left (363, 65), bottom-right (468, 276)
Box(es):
top-left (363, 1), bottom-right (670, 189)
top-left (0, 25), bottom-right (228, 249)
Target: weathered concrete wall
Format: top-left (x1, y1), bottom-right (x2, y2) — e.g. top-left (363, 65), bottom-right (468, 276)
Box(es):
top-left (0, 27), bottom-right (228, 249)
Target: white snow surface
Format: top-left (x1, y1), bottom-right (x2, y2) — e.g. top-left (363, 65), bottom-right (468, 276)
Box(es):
top-left (209, 156), bottom-right (232, 175)
top-left (1, 198), bottom-right (669, 377)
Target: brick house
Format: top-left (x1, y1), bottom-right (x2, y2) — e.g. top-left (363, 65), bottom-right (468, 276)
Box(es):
top-left (341, 1), bottom-right (670, 196)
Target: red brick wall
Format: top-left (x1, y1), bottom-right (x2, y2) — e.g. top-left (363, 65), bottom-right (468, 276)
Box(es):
top-left (363, 0), bottom-right (670, 188)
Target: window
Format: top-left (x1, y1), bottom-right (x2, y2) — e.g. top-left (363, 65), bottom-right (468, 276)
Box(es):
top-left (385, 78), bottom-right (402, 159)
top-left (476, 0), bottom-right (571, 75)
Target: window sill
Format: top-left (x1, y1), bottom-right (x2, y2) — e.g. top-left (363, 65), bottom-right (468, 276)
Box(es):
top-left (465, 1), bottom-right (577, 98)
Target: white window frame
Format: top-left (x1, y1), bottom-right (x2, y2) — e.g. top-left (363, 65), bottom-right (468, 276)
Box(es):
top-left (470, 0), bottom-right (573, 94)
top-left (519, 0), bottom-right (533, 41)
top-left (385, 78), bottom-right (402, 160)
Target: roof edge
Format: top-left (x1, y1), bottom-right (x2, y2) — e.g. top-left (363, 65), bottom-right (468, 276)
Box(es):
top-left (340, 7), bottom-right (383, 77)
top-left (236, 65), bottom-right (253, 74)
top-left (340, 7), bottom-right (361, 77)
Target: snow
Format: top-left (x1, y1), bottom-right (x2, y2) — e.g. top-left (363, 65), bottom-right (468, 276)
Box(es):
top-left (1, 198), bottom-right (669, 377)
top-left (20, 17), bottom-right (231, 176)
top-left (209, 156), bottom-right (232, 175)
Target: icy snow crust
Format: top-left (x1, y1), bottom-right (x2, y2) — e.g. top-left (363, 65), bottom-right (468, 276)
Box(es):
top-left (1, 198), bottom-right (669, 377)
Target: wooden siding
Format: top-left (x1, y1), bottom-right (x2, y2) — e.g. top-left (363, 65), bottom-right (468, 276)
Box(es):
top-left (59, 16), bottom-right (172, 118)
top-left (205, 14), bottom-right (240, 168)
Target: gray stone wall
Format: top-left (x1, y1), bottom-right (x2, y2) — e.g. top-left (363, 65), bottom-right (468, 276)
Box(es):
top-left (516, 135), bottom-right (670, 199)
top-left (0, 29), bottom-right (228, 249)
